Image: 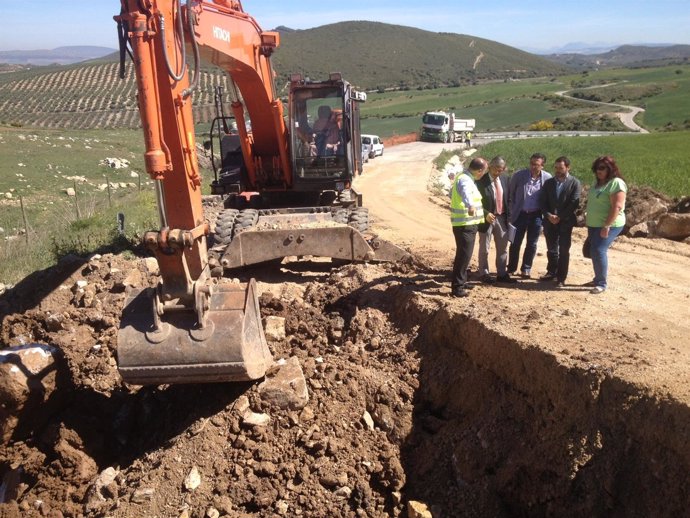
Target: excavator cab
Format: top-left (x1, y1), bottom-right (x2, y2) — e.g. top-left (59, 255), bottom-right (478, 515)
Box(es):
top-left (289, 73), bottom-right (366, 194)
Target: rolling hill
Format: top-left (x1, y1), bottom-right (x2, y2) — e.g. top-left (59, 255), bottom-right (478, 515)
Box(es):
top-left (272, 21), bottom-right (567, 90)
top-left (0, 21), bottom-right (567, 130)
top-left (544, 44), bottom-right (690, 69)
top-left (0, 46), bottom-right (116, 66)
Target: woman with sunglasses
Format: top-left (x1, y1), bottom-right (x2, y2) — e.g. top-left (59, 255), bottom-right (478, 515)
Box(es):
top-left (585, 156), bottom-right (627, 294)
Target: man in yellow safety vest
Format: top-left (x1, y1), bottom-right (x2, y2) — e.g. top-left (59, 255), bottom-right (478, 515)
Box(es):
top-left (450, 157), bottom-right (488, 297)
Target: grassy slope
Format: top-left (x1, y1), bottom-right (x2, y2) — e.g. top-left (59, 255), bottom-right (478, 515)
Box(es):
top-left (275, 22), bottom-right (566, 90)
top-left (562, 66), bottom-right (690, 130)
top-left (479, 132), bottom-right (690, 197)
top-left (0, 128), bottom-right (158, 284)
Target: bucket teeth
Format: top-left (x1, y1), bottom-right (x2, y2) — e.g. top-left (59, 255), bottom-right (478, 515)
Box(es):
top-left (117, 280), bottom-right (272, 385)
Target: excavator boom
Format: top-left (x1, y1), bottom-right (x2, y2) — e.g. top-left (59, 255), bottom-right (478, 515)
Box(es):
top-left (115, 0), bottom-right (274, 385)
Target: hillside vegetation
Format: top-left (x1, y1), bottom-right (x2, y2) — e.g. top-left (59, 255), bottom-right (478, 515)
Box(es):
top-left (0, 22), bottom-right (688, 136)
top-left (274, 21), bottom-right (567, 90)
top-left (0, 21), bottom-right (564, 131)
top-left (545, 44), bottom-right (690, 69)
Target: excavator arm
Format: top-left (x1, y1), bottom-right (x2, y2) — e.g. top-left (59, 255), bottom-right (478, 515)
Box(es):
top-left (115, 0), bottom-right (275, 385)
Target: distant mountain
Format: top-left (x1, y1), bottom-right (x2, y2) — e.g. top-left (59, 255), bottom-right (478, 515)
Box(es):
top-left (544, 44), bottom-right (690, 69)
top-left (525, 42), bottom-right (620, 55)
top-left (274, 26), bottom-right (297, 34)
top-left (272, 21), bottom-right (567, 90)
top-left (0, 46), bottom-right (117, 66)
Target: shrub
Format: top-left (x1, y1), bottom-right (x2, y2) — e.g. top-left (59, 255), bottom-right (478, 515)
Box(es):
top-left (529, 120), bottom-right (554, 131)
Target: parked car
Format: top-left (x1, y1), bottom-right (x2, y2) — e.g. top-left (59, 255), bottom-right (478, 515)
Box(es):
top-left (361, 134), bottom-right (384, 159)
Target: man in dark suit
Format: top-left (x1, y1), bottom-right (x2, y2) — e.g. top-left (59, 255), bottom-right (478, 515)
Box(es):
top-left (476, 156), bottom-right (517, 284)
top-left (540, 156), bottom-right (582, 287)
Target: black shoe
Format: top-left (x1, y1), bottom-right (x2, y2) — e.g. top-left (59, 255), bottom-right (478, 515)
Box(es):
top-left (520, 270), bottom-right (531, 279)
top-left (451, 288), bottom-right (470, 297)
top-left (496, 274), bottom-right (518, 284)
top-left (539, 273), bottom-right (557, 281)
top-left (463, 283), bottom-right (475, 290)
top-left (480, 275), bottom-right (495, 284)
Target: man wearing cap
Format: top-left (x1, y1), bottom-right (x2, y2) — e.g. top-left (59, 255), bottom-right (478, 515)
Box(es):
top-left (450, 157), bottom-right (488, 297)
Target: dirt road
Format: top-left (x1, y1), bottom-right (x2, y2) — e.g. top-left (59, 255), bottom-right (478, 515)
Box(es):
top-left (355, 142), bottom-right (455, 264)
top-left (357, 142), bottom-right (690, 404)
top-left (555, 88), bottom-right (649, 133)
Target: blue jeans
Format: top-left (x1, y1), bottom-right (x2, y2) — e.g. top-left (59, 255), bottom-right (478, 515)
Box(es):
top-left (588, 226), bottom-right (623, 289)
top-left (508, 212), bottom-right (542, 274)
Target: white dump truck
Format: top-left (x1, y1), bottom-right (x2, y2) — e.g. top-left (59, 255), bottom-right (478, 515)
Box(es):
top-left (419, 111), bottom-right (475, 144)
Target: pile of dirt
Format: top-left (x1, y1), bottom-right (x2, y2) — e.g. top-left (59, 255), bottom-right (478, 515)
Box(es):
top-left (575, 185), bottom-right (690, 241)
top-left (382, 134), bottom-right (417, 148)
top-left (0, 254), bottom-right (424, 518)
top-left (2, 238), bottom-right (690, 518)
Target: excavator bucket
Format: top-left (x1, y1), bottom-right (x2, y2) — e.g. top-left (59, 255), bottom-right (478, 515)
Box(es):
top-left (117, 279), bottom-right (272, 385)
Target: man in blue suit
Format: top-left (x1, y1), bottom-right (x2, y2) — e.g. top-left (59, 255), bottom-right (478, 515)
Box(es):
top-left (507, 153), bottom-right (552, 278)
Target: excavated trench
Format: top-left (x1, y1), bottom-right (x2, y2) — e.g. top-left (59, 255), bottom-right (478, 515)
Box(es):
top-left (385, 288), bottom-right (690, 518)
top-left (1, 257), bottom-right (689, 517)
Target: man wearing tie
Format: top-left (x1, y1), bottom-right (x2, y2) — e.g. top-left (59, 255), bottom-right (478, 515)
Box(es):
top-left (540, 156), bottom-right (582, 287)
top-left (476, 156), bottom-right (517, 284)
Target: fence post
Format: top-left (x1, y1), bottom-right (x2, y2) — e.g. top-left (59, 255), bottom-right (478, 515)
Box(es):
top-left (106, 175), bottom-right (112, 208)
top-left (73, 180), bottom-right (82, 219)
top-left (19, 195), bottom-right (30, 245)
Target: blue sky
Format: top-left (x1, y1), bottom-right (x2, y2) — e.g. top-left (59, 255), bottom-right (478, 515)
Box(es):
top-left (1, 0), bottom-right (688, 53)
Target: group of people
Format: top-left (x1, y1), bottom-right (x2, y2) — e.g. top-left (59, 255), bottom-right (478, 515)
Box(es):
top-left (450, 153), bottom-right (627, 298)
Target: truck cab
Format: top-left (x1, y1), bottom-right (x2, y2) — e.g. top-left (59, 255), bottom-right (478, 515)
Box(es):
top-left (420, 111), bottom-right (476, 144)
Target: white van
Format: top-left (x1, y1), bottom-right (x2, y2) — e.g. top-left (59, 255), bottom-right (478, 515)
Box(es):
top-left (361, 134), bottom-right (384, 159)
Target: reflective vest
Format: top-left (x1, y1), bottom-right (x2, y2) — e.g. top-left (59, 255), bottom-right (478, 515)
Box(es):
top-left (451, 172), bottom-right (484, 227)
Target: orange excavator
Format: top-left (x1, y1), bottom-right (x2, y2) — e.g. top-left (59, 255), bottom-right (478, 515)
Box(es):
top-left (114, 0), bottom-right (407, 385)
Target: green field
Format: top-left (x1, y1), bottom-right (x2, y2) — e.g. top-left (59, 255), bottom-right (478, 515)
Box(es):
top-left (0, 128), bottom-right (159, 284)
top-left (2, 61), bottom-right (689, 283)
top-left (563, 66), bottom-right (690, 130)
top-left (478, 132), bottom-right (690, 197)
top-left (361, 65), bottom-right (690, 136)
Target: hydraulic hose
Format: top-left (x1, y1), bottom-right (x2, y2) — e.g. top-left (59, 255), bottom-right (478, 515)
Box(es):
top-left (159, 0), bottom-right (186, 82)
top-left (181, 0), bottom-right (201, 99)
top-left (116, 4), bottom-right (134, 80)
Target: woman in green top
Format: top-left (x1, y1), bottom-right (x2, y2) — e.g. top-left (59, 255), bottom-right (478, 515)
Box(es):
top-left (585, 156), bottom-right (627, 294)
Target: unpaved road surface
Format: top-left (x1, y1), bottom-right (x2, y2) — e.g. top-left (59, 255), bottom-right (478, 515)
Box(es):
top-left (1, 141), bottom-right (689, 518)
top-left (555, 88), bottom-right (648, 133)
top-left (356, 141), bottom-right (690, 404)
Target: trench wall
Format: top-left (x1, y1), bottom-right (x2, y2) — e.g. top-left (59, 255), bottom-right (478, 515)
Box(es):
top-left (391, 290), bottom-right (690, 517)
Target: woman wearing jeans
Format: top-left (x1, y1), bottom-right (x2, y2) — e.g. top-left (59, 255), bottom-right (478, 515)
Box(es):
top-left (585, 156), bottom-right (627, 294)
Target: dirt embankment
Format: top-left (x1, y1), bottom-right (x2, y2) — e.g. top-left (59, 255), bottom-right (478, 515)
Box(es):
top-left (1, 141), bottom-right (689, 518)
